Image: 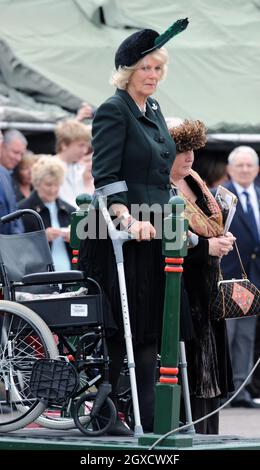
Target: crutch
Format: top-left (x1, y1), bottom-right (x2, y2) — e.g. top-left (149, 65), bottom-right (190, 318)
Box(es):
top-left (93, 181), bottom-right (143, 436)
top-left (179, 341), bottom-right (196, 433)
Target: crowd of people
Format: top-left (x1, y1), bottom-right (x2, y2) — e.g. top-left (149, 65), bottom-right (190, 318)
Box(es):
top-left (0, 120), bottom-right (94, 255)
top-left (1, 17), bottom-right (260, 437)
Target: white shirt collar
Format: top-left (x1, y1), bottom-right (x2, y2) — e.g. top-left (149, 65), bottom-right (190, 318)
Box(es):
top-left (233, 181), bottom-right (255, 198)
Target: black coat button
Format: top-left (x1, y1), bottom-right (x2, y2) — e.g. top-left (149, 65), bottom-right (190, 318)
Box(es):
top-left (154, 135), bottom-right (165, 143)
top-left (161, 151), bottom-right (170, 159)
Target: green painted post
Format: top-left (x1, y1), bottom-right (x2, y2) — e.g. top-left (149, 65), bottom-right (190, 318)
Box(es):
top-left (139, 196), bottom-right (193, 448)
top-left (70, 193), bottom-right (92, 267)
top-left (65, 192), bottom-right (93, 416)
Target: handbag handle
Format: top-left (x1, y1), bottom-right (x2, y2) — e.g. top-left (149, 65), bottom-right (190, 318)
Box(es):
top-left (234, 241), bottom-right (248, 278)
top-left (217, 240), bottom-right (248, 282)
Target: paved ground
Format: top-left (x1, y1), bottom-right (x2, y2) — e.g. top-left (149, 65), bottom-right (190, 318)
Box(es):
top-left (1, 404), bottom-right (260, 450)
top-left (220, 407), bottom-right (260, 437)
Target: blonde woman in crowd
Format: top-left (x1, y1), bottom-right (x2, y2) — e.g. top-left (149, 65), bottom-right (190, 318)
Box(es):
top-left (19, 156), bottom-right (75, 271)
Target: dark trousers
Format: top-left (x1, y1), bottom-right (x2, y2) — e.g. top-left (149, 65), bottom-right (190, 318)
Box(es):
top-left (107, 338), bottom-right (158, 432)
top-left (189, 397), bottom-right (220, 434)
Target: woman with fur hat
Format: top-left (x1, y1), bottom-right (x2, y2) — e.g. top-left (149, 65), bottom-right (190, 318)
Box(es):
top-left (169, 119), bottom-right (235, 434)
top-left (79, 20), bottom-right (188, 434)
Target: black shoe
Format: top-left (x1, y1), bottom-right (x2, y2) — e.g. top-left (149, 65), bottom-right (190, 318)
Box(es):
top-left (107, 419), bottom-right (134, 436)
top-left (231, 399), bottom-right (260, 409)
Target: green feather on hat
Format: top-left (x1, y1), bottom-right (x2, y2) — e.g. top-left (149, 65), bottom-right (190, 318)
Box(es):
top-left (155, 18), bottom-right (189, 47)
top-left (141, 18), bottom-right (189, 55)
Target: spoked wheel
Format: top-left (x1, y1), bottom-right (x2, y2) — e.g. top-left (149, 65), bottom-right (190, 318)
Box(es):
top-left (0, 301), bottom-right (59, 432)
top-left (36, 408), bottom-right (76, 430)
top-left (73, 392), bottom-right (116, 436)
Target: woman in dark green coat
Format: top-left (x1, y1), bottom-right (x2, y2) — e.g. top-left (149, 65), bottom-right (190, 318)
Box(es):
top-left (79, 20), bottom-right (188, 434)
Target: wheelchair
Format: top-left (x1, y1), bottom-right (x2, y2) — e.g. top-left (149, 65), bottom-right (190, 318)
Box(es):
top-left (0, 209), bottom-right (116, 435)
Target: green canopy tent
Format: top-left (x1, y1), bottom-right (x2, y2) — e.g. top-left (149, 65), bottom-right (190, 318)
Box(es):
top-left (0, 0), bottom-right (259, 144)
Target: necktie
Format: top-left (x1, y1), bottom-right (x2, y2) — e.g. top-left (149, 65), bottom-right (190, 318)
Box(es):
top-left (242, 191), bottom-right (259, 243)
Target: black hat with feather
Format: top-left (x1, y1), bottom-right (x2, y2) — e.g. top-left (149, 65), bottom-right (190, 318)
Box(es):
top-left (115, 18), bottom-right (189, 69)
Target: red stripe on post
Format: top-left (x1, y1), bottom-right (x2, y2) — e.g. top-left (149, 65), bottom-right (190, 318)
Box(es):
top-left (165, 258), bottom-right (184, 264)
top-left (165, 266), bottom-right (183, 273)
top-left (160, 377), bottom-right (178, 384)
top-left (160, 367), bottom-right (179, 375)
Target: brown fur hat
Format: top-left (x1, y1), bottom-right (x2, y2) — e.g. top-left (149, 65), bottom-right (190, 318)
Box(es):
top-left (169, 119), bottom-right (207, 153)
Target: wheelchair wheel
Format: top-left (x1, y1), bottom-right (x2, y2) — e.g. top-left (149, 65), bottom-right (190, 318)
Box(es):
top-left (125, 399), bottom-right (134, 430)
top-left (36, 410), bottom-right (76, 430)
top-left (73, 392), bottom-right (116, 436)
top-left (0, 300), bottom-right (59, 432)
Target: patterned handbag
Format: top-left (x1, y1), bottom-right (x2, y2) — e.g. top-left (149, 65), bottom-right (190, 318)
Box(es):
top-left (211, 242), bottom-right (260, 320)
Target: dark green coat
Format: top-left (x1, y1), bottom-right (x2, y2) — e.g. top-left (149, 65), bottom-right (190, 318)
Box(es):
top-left (92, 89), bottom-right (176, 210)
top-left (80, 89), bottom-right (176, 344)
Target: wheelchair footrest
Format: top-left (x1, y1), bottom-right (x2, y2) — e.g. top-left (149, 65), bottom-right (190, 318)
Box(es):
top-left (29, 359), bottom-right (78, 404)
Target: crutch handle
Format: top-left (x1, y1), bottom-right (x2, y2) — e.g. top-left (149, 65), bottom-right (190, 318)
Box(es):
top-left (95, 181), bottom-right (128, 198)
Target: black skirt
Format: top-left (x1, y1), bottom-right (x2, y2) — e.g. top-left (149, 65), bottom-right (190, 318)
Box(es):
top-left (79, 235), bottom-right (165, 345)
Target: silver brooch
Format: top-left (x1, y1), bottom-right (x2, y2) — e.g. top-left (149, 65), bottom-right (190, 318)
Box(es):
top-left (151, 102), bottom-right (158, 111)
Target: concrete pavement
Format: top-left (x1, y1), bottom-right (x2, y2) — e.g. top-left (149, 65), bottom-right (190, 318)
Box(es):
top-left (220, 407), bottom-right (260, 438)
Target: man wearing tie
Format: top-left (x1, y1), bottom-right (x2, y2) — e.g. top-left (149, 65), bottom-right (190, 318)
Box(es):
top-left (221, 145), bottom-right (260, 408)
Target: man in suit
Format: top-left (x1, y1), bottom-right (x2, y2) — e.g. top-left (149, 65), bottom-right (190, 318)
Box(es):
top-left (221, 145), bottom-right (260, 408)
top-left (0, 129), bottom-right (25, 234)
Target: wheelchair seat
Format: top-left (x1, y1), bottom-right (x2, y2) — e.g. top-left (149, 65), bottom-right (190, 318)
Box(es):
top-left (0, 209), bottom-right (104, 331)
top-left (22, 270), bottom-right (85, 285)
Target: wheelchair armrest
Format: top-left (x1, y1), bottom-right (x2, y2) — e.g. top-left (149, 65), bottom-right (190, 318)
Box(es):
top-left (22, 270), bottom-right (85, 285)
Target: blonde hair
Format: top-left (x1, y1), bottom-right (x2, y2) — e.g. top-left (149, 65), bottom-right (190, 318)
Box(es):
top-left (55, 119), bottom-right (92, 153)
top-left (31, 155), bottom-right (65, 189)
top-left (110, 47), bottom-right (169, 90)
